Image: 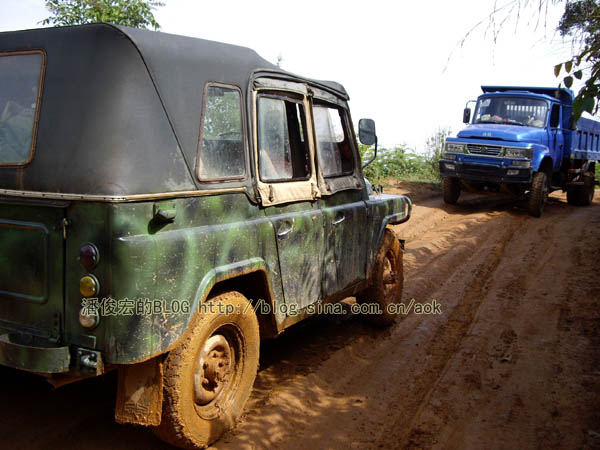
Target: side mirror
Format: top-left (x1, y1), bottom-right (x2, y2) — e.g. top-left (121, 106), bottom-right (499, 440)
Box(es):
top-left (463, 108), bottom-right (471, 124)
top-left (359, 119), bottom-right (377, 146)
top-left (358, 118), bottom-right (378, 169)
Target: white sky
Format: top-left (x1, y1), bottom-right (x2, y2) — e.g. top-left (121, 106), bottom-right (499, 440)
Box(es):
top-left (0, 0), bottom-right (583, 152)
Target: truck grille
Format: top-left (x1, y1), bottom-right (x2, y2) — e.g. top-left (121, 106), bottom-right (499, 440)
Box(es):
top-left (467, 144), bottom-right (502, 156)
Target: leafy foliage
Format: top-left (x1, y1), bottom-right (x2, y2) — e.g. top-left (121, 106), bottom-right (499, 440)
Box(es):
top-left (359, 128), bottom-right (450, 185)
top-left (41, 0), bottom-right (165, 30)
top-left (554, 0), bottom-right (599, 120)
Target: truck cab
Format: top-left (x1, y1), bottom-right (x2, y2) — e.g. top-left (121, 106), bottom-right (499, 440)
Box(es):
top-left (439, 86), bottom-right (599, 216)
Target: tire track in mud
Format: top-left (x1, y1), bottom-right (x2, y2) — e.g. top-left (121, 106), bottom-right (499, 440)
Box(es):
top-left (378, 217), bottom-right (522, 449)
top-left (377, 197), bottom-right (600, 450)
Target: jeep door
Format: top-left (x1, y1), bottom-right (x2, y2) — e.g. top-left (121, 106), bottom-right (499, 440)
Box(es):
top-left (312, 102), bottom-right (368, 296)
top-left (253, 84), bottom-right (325, 312)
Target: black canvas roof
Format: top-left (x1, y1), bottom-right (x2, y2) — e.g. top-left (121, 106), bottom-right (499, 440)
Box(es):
top-left (0, 24), bottom-right (348, 196)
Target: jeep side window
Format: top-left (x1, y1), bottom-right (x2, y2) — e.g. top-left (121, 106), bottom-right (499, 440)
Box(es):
top-left (0, 51), bottom-right (44, 166)
top-left (313, 105), bottom-right (354, 177)
top-left (197, 84), bottom-right (245, 181)
top-left (258, 96), bottom-right (310, 182)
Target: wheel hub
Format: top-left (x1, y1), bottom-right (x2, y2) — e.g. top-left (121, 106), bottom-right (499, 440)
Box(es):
top-left (194, 334), bottom-right (232, 405)
top-left (382, 252), bottom-right (398, 290)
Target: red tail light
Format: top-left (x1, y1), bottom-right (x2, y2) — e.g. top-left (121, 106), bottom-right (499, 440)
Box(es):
top-left (79, 243), bottom-right (99, 268)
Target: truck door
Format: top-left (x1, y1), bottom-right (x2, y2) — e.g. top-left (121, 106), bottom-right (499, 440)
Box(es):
top-left (550, 103), bottom-right (565, 170)
top-left (254, 87), bottom-right (324, 312)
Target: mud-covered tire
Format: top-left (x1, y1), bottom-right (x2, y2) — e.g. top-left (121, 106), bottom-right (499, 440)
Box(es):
top-left (357, 228), bottom-right (404, 326)
top-left (152, 291), bottom-right (259, 449)
top-left (528, 171), bottom-right (547, 217)
top-left (443, 176), bottom-right (461, 204)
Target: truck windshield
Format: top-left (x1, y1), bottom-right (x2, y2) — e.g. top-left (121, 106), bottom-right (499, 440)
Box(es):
top-left (473, 96), bottom-right (548, 128)
top-left (0, 52), bottom-right (44, 165)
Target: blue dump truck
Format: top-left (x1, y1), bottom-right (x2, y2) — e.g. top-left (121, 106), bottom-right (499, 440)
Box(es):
top-left (439, 86), bottom-right (600, 216)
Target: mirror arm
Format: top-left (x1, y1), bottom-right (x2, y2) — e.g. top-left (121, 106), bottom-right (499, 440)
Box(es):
top-left (361, 136), bottom-right (378, 169)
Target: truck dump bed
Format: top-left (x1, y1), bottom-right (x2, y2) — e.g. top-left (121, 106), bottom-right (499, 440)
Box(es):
top-left (570, 116), bottom-right (600, 161)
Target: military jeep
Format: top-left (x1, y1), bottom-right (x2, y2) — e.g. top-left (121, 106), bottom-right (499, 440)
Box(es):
top-left (0, 24), bottom-right (411, 448)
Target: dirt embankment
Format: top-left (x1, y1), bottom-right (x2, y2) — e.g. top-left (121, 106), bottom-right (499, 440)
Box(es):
top-left (1, 183), bottom-right (598, 450)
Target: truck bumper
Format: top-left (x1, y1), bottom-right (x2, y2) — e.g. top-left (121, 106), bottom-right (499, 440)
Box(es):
top-left (439, 159), bottom-right (533, 184)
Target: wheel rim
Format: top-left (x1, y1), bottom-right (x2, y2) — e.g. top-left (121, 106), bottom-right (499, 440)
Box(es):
top-left (194, 334), bottom-right (232, 405)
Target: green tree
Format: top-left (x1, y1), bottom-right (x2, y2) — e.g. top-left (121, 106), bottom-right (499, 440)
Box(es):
top-left (425, 126), bottom-right (452, 181)
top-left (41, 0), bottom-right (165, 30)
top-left (554, 0), bottom-right (599, 119)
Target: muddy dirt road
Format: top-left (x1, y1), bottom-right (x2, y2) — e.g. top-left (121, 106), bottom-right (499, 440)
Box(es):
top-left (1, 184), bottom-right (599, 449)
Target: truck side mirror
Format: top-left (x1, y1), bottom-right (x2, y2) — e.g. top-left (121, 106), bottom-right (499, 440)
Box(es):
top-left (358, 119), bottom-right (377, 146)
top-left (463, 108), bottom-right (471, 124)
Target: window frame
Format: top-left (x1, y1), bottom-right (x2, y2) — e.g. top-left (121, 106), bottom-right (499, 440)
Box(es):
top-left (195, 82), bottom-right (247, 183)
top-left (256, 92), bottom-right (312, 184)
top-left (312, 102), bottom-right (356, 179)
top-left (0, 49), bottom-right (46, 168)
top-left (550, 103), bottom-right (561, 129)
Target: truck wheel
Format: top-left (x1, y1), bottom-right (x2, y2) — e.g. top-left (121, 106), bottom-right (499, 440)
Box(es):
top-left (443, 177), bottom-right (461, 204)
top-left (357, 228), bottom-right (404, 326)
top-left (527, 172), bottom-right (547, 217)
top-left (153, 291), bottom-right (259, 449)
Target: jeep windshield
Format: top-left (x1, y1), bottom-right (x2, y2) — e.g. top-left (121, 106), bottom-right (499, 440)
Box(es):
top-left (473, 96), bottom-right (548, 128)
top-left (0, 51), bottom-right (44, 165)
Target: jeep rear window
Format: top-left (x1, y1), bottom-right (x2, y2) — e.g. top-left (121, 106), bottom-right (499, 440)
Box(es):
top-left (198, 84), bottom-right (245, 181)
top-left (258, 96), bottom-right (310, 182)
top-left (0, 51), bottom-right (44, 166)
top-left (313, 105), bottom-right (354, 177)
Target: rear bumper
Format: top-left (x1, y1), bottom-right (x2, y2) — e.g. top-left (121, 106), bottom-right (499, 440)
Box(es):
top-left (439, 159), bottom-right (533, 184)
top-left (0, 334), bottom-right (70, 373)
top-left (0, 333), bottom-right (104, 375)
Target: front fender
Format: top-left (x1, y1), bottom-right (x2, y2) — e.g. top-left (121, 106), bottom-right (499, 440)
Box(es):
top-left (530, 144), bottom-right (552, 172)
top-left (365, 193), bottom-right (411, 277)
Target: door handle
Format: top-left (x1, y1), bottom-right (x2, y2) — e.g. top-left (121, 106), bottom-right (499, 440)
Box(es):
top-left (333, 213), bottom-right (345, 226)
top-left (277, 221), bottom-right (293, 238)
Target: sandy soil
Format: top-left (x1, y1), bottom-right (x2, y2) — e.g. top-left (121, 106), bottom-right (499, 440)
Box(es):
top-left (1, 183), bottom-right (599, 450)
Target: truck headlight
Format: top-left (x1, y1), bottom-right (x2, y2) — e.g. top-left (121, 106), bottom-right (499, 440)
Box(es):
top-left (445, 142), bottom-right (467, 153)
top-left (502, 147), bottom-right (532, 159)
